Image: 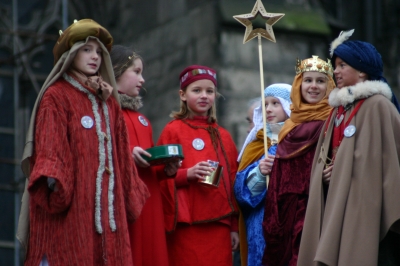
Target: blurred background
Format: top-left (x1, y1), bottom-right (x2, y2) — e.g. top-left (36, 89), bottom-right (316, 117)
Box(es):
top-left (1, 0), bottom-right (399, 265)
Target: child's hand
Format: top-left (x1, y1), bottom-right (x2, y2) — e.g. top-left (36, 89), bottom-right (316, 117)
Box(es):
top-left (186, 161), bottom-right (211, 181)
top-left (231, 232), bottom-right (239, 251)
top-left (132, 147), bottom-right (151, 168)
top-left (163, 159), bottom-right (181, 177)
top-left (322, 165), bottom-right (333, 185)
top-left (258, 155), bottom-right (275, 175)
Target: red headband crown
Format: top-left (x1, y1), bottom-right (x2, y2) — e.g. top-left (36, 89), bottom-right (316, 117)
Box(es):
top-left (179, 65), bottom-right (217, 89)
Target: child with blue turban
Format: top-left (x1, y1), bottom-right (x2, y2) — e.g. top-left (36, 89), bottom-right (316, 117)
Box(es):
top-left (299, 30), bottom-right (400, 266)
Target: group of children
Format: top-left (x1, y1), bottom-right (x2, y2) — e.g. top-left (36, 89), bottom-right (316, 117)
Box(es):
top-left (18, 19), bottom-right (400, 266)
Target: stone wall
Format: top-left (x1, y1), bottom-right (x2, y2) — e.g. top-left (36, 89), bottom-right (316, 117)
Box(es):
top-left (129, 2), bottom-right (221, 142)
top-left (131, 27), bottom-right (329, 148)
top-left (69, 0), bottom-right (399, 149)
top-left (125, 2), bottom-right (331, 149)
top-left (218, 31), bottom-right (328, 148)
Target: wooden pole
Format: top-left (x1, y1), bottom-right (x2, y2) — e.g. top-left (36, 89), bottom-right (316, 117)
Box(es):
top-left (258, 34), bottom-right (270, 185)
top-left (258, 34), bottom-right (268, 156)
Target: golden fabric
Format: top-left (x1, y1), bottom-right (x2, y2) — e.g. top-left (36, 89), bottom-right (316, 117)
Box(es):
top-left (53, 19), bottom-right (113, 64)
top-left (238, 129), bottom-right (271, 172)
top-left (278, 73), bottom-right (335, 142)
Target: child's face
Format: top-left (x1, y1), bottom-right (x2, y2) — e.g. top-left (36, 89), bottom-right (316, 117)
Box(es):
top-left (334, 57), bottom-right (362, 89)
top-left (180, 79), bottom-right (216, 117)
top-left (265, 96), bottom-right (287, 123)
top-left (72, 40), bottom-right (102, 75)
top-left (117, 58), bottom-right (144, 97)
top-left (301, 71), bottom-right (328, 104)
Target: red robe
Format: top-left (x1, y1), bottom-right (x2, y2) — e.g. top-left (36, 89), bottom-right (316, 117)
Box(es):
top-left (157, 117), bottom-right (239, 266)
top-left (122, 106), bottom-right (169, 266)
top-left (25, 77), bottom-right (149, 266)
top-left (263, 121), bottom-right (324, 266)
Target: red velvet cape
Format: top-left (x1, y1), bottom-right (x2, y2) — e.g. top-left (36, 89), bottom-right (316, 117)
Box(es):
top-left (25, 78), bottom-right (149, 266)
top-left (262, 121), bottom-right (324, 266)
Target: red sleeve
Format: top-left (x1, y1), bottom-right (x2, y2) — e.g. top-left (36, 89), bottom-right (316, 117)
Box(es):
top-left (114, 106), bottom-right (150, 223)
top-left (222, 128), bottom-right (240, 231)
top-left (28, 89), bottom-right (75, 214)
top-left (156, 122), bottom-right (189, 186)
top-left (231, 216), bottom-right (239, 232)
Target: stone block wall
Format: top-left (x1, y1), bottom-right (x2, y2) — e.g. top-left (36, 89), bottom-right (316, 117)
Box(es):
top-left (130, 2), bottom-right (221, 141)
top-left (218, 31), bottom-right (329, 148)
top-left (128, 2), bottom-right (331, 149)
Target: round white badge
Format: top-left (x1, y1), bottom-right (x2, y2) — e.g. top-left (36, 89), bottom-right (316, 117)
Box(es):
top-left (138, 116), bottom-right (148, 126)
top-left (81, 116), bottom-right (94, 129)
top-left (192, 138), bottom-right (205, 150)
top-left (344, 125), bottom-right (356, 138)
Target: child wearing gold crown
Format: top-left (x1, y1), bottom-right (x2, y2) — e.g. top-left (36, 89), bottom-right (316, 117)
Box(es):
top-left (298, 30), bottom-right (400, 266)
top-left (262, 56), bottom-right (336, 266)
top-left (18, 19), bottom-right (149, 265)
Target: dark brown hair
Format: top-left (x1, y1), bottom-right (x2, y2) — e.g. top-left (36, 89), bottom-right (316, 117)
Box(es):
top-left (110, 45), bottom-right (143, 80)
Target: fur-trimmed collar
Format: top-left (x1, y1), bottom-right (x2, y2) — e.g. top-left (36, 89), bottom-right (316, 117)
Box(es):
top-left (328, 80), bottom-right (392, 107)
top-left (119, 93), bottom-right (143, 111)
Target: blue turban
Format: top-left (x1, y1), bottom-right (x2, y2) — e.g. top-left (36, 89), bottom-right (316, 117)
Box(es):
top-left (332, 41), bottom-right (385, 82)
top-left (333, 40), bottom-right (400, 112)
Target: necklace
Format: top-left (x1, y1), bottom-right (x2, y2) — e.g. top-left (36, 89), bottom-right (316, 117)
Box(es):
top-left (334, 104), bottom-right (353, 127)
top-left (323, 99), bottom-right (366, 167)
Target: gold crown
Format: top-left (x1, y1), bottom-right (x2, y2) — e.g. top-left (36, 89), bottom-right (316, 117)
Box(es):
top-left (295, 55), bottom-right (333, 77)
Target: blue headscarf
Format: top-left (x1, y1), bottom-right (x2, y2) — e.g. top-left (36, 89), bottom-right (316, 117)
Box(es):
top-left (237, 83), bottom-right (292, 161)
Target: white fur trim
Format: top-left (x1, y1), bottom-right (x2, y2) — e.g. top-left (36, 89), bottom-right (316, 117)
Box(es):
top-left (328, 80), bottom-right (392, 107)
top-left (329, 29), bottom-right (355, 57)
top-left (103, 101), bottom-right (116, 232)
top-left (63, 73), bottom-right (117, 234)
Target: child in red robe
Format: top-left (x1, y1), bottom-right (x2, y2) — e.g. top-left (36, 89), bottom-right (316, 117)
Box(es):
top-left (110, 45), bottom-right (179, 266)
top-left (157, 65), bottom-right (239, 266)
top-left (18, 19), bottom-right (149, 266)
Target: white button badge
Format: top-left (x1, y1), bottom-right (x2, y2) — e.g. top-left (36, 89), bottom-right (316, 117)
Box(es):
top-left (344, 125), bottom-right (356, 138)
top-left (81, 116), bottom-right (94, 129)
top-left (138, 116), bottom-right (148, 126)
top-left (192, 138), bottom-right (205, 150)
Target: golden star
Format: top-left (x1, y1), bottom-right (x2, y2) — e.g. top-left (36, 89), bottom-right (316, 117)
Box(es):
top-left (233, 0), bottom-right (285, 44)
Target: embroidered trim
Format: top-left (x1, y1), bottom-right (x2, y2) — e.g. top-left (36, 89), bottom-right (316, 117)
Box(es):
top-left (63, 73), bottom-right (116, 233)
top-left (180, 68), bottom-right (217, 85)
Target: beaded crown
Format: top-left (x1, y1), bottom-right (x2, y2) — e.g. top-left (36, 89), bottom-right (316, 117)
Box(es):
top-left (295, 55), bottom-right (333, 77)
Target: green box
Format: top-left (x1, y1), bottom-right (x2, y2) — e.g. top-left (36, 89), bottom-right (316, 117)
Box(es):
top-left (142, 144), bottom-right (184, 165)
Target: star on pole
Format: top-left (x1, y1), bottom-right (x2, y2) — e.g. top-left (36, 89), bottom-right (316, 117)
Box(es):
top-left (233, 0), bottom-right (285, 44)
